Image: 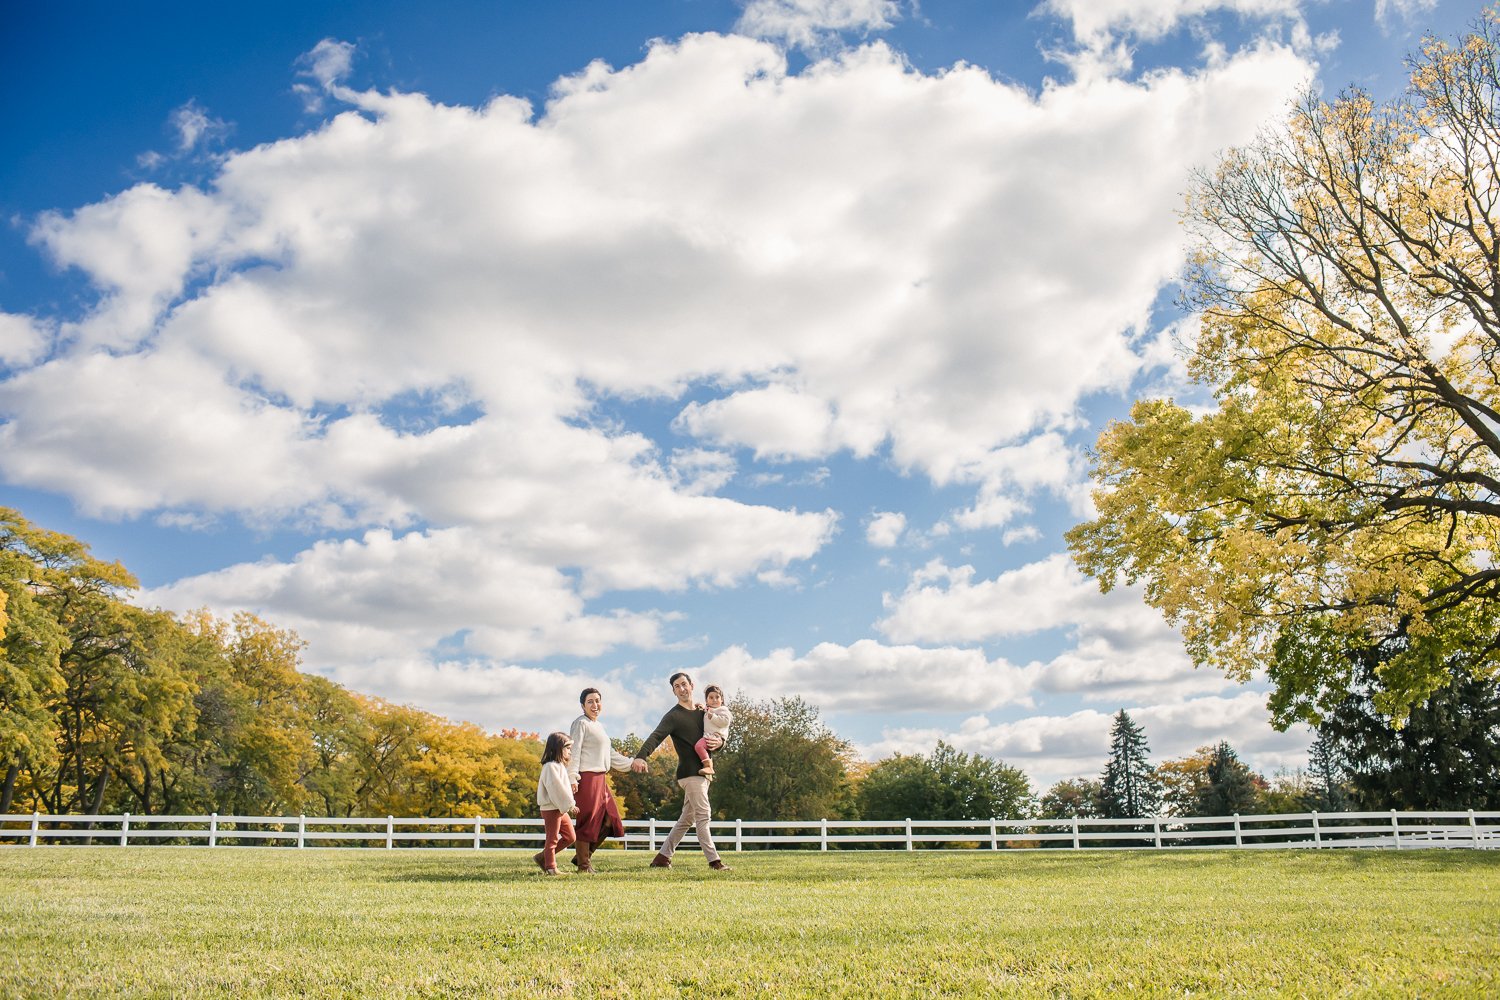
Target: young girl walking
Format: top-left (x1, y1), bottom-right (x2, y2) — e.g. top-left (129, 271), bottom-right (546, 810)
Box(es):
top-left (535, 731), bottom-right (578, 875)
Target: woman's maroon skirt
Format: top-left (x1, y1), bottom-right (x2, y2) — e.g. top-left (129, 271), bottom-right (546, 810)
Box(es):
top-left (575, 771), bottom-right (625, 843)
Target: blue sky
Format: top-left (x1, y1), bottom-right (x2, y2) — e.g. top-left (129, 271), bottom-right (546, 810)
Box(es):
top-left (1, 0), bottom-right (1483, 790)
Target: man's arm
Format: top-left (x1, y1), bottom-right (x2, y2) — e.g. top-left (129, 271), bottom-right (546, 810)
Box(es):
top-left (631, 712), bottom-right (675, 771)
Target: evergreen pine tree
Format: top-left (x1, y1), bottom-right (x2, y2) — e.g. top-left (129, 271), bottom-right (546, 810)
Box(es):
top-left (1198, 741), bottom-right (1260, 816)
top-left (1305, 730), bottom-right (1351, 812)
top-left (1099, 710), bottom-right (1161, 818)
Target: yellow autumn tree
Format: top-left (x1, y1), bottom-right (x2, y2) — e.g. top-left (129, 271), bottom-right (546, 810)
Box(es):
top-left (1069, 9), bottom-right (1500, 726)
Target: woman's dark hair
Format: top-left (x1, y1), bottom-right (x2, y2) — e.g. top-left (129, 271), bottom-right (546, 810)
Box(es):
top-left (579, 687), bottom-right (601, 706)
top-left (541, 731), bottom-right (570, 766)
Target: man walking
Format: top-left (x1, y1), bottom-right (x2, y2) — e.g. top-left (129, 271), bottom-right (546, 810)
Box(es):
top-left (631, 671), bottom-right (730, 870)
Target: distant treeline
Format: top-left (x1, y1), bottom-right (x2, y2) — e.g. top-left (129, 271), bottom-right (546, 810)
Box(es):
top-left (4, 507), bottom-right (1494, 821)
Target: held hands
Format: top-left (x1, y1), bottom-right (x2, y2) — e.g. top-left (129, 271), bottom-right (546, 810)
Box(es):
top-left (631, 758), bottom-right (648, 773)
top-left (568, 807), bottom-right (579, 818)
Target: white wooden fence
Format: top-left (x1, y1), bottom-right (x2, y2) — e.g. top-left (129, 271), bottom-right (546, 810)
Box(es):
top-left (2, 810), bottom-right (1496, 851)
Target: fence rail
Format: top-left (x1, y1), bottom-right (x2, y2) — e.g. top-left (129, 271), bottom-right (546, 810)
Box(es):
top-left (2, 810), bottom-right (1496, 852)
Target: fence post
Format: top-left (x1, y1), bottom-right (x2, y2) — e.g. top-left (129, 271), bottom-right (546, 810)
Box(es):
top-left (820, 818), bottom-right (828, 852)
top-left (1311, 811), bottom-right (1321, 848)
top-left (735, 817), bottom-right (743, 852)
top-left (1071, 816), bottom-right (1080, 850)
top-left (649, 818), bottom-right (658, 854)
top-left (1152, 816), bottom-right (1161, 849)
top-left (905, 818), bottom-right (913, 851)
top-left (29, 811), bottom-right (39, 847)
top-left (1471, 809), bottom-right (1480, 849)
top-left (210, 812), bottom-right (218, 847)
top-left (1233, 813), bottom-right (1242, 848)
top-left (1391, 809), bottom-right (1401, 850)
top-left (120, 813), bottom-right (130, 847)
top-left (474, 816), bottom-right (482, 851)
top-left (990, 818), bottom-right (999, 851)
top-left (297, 814), bottom-right (305, 849)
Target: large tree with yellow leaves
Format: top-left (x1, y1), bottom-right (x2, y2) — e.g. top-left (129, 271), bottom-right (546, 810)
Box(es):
top-left (1069, 10), bottom-right (1500, 726)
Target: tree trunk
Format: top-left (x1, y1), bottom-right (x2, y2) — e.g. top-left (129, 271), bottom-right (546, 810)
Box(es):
top-left (83, 764), bottom-right (110, 845)
top-left (0, 761), bottom-right (18, 814)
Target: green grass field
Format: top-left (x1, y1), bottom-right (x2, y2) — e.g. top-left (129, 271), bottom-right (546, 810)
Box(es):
top-left (1, 847), bottom-right (1496, 998)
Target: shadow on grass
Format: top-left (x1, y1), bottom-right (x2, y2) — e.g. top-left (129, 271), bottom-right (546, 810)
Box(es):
top-left (368, 846), bottom-right (1500, 886)
top-left (385, 867), bottom-right (525, 883)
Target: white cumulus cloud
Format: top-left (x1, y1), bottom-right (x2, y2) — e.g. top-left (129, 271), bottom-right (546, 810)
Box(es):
top-left (865, 510), bottom-right (907, 547)
top-left (698, 638), bottom-right (1040, 713)
top-left (3, 30), bottom-right (1311, 694)
top-left (738, 0), bottom-right (901, 51)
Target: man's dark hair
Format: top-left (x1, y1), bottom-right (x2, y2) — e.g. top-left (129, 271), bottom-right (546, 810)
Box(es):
top-left (579, 687), bottom-right (600, 706)
top-left (669, 671), bottom-right (691, 686)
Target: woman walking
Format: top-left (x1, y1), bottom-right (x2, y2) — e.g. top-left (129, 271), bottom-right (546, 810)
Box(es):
top-left (567, 687), bottom-right (633, 873)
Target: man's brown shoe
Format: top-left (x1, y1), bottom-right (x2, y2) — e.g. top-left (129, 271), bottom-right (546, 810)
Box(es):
top-left (649, 854), bottom-right (672, 868)
top-left (708, 859), bottom-right (731, 871)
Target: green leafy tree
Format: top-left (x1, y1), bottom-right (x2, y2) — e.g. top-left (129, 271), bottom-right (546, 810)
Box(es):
top-left (1038, 777), bottom-right (1103, 819)
top-left (1099, 710), bottom-right (1162, 818)
top-left (0, 509), bottom-right (69, 812)
top-left (858, 742), bottom-right (1033, 821)
top-left (1067, 11), bottom-right (1500, 726)
top-left (298, 674), bottom-right (365, 816)
top-left (107, 610), bottom-right (218, 815)
top-left (710, 696), bottom-right (855, 821)
top-left (1156, 747), bottom-right (1215, 818)
top-left (10, 518), bottom-right (198, 817)
top-left (1258, 769), bottom-right (1313, 815)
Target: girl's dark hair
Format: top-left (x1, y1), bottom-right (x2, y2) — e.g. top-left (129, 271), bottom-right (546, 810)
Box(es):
top-left (541, 731), bottom-right (570, 766)
top-left (580, 687), bottom-right (601, 706)
top-left (704, 684), bottom-right (724, 699)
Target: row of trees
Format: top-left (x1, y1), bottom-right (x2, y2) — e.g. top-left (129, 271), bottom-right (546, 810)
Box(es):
top-left (1039, 711), bottom-right (1324, 820)
top-left (0, 506), bottom-right (1041, 823)
top-left (5, 506), bottom-right (1493, 823)
top-left (0, 508), bottom-right (542, 819)
top-left (699, 696), bottom-right (1498, 826)
top-left (1039, 704), bottom-right (1500, 820)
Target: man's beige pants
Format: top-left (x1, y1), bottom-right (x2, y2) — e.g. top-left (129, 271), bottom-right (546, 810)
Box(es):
top-left (659, 775), bottom-right (720, 863)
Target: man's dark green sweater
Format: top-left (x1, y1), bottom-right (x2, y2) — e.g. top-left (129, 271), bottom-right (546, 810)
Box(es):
top-left (635, 704), bottom-right (706, 780)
